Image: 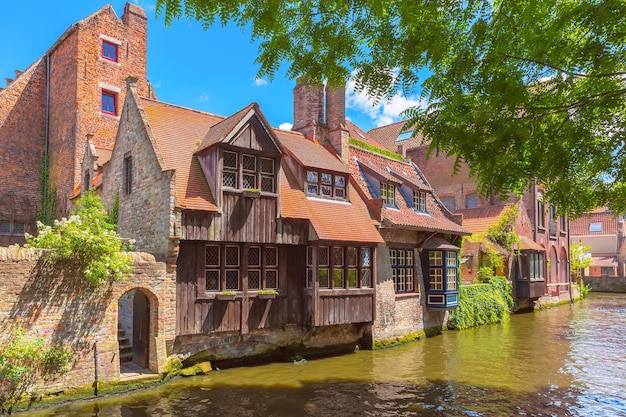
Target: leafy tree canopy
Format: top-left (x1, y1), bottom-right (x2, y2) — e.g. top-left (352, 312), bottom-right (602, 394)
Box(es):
top-left (156, 0), bottom-right (626, 216)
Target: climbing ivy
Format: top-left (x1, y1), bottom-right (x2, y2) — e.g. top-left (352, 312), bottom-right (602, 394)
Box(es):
top-left (348, 137), bottom-right (404, 161)
top-left (485, 203), bottom-right (521, 251)
top-left (37, 155), bottom-right (56, 226)
top-left (447, 277), bottom-right (513, 330)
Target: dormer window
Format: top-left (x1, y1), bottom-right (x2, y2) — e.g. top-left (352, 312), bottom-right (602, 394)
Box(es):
top-left (222, 150), bottom-right (276, 193)
top-left (380, 183), bottom-right (395, 206)
top-left (413, 191), bottom-right (427, 213)
top-left (306, 170), bottom-right (347, 200)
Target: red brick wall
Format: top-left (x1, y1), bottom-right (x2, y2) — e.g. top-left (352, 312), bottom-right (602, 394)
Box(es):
top-left (0, 60), bottom-right (48, 242)
top-left (0, 247), bottom-right (175, 390)
top-left (48, 4), bottom-right (149, 216)
top-left (0, 3), bottom-right (150, 225)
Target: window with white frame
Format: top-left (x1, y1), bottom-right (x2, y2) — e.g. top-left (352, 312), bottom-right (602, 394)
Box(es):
top-left (380, 183), bottom-right (395, 206)
top-left (306, 170), bottom-right (347, 199)
top-left (427, 250), bottom-right (458, 291)
top-left (413, 191), bottom-right (427, 213)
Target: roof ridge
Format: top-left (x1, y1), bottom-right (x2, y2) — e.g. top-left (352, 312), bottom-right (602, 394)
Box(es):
top-left (139, 96), bottom-right (225, 119)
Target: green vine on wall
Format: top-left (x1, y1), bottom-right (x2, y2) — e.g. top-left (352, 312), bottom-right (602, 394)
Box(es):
top-left (447, 277), bottom-right (514, 330)
top-left (37, 155), bottom-right (56, 226)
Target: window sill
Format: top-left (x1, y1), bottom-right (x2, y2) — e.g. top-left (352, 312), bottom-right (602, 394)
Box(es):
top-left (99, 112), bottom-right (120, 120)
top-left (99, 57), bottom-right (121, 66)
top-left (395, 292), bottom-right (420, 299)
top-left (318, 288), bottom-right (374, 296)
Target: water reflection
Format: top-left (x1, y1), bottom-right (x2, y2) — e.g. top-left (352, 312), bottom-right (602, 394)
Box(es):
top-left (20, 293), bottom-right (626, 416)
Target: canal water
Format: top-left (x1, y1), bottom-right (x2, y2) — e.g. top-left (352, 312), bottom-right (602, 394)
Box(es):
top-left (25, 293), bottom-right (626, 416)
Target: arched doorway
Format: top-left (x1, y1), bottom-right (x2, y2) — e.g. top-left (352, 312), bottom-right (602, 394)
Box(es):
top-left (118, 289), bottom-right (151, 369)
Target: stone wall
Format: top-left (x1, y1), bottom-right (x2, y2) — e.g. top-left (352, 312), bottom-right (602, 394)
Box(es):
top-left (584, 275), bottom-right (626, 293)
top-left (0, 246), bottom-right (175, 390)
top-left (100, 83), bottom-right (173, 261)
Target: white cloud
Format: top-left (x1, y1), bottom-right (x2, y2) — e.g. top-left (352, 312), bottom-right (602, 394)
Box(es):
top-left (346, 78), bottom-right (427, 127)
top-left (278, 122), bottom-right (293, 131)
top-left (198, 94), bottom-right (210, 102)
top-left (133, 1), bottom-right (156, 11)
top-left (254, 78), bottom-right (268, 86)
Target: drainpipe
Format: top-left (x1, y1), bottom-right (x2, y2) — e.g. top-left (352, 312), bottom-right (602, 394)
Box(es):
top-left (532, 178), bottom-right (537, 243)
top-left (43, 54), bottom-right (51, 214)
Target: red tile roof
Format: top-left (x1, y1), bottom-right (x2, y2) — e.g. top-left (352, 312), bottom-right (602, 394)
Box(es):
top-left (93, 146), bottom-right (113, 167)
top-left (455, 204), bottom-right (514, 234)
top-left (140, 97), bottom-right (223, 212)
top-left (279, 145), bottom-right (382, 243)
top-left (367, 120), bottom-right (425, 152)
top-left (570, 210), bottom-right (624, 236)
top-left (348, 145), bottom-right (468, 235)
top-left (345, 120), bottom-right (388, 149)
top-left (276, 129), bottom-right (350, 174)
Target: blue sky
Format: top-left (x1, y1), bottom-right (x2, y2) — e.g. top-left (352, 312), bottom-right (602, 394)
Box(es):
top-left (1, 0), bottom-right (423, 132)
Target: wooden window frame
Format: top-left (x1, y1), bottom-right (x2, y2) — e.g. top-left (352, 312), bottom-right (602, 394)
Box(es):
top-left (427, 250), bottom-right (458, 291)
top-left (222, 149), bottom-right (277, 193)
top-left (306, 245), bottom-right (373, 289)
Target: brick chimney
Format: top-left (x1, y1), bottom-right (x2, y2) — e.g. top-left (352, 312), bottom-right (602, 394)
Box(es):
top-left (293, 79), bottom-right (349, 163)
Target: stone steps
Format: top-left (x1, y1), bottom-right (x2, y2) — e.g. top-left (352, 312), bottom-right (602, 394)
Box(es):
top-left (118, 325), bottom-right (132, 363)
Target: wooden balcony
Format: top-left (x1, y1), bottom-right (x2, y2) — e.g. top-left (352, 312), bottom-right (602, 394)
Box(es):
top-left (515, 279), bottom-right (545, 299)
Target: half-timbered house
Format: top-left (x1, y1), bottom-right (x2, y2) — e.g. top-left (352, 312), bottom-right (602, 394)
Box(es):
top-left (101, 77), bottom-right (383, 366)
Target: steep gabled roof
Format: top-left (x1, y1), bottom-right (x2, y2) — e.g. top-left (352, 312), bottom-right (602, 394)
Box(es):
top-left (139, 97), bottom-right (223, 211)
top-left (275, 129), bottom-right (350, 173)
top-left (455, 204), bottom-right (514, 234)
top-left (348, 145), bottom-right (468, 235)
top-left (570, 210), bottom-right (623, 236)
top-left (196, 102), bottom-right (283, 154)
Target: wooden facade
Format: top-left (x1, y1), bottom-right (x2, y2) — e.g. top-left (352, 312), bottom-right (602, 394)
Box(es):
top-left (176, 241), bottom-right (375, 337)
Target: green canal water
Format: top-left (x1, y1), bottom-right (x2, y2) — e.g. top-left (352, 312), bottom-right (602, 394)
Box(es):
top-left (24, 293), bottom-right (626, 416)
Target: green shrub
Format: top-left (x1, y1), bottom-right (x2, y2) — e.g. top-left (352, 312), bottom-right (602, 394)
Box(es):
top-left (447, 277), bottom-right (513, 330)
top-left (0, 326), bottom-right (74, 414)
top-left (26, 192), bottom-right (133, 286)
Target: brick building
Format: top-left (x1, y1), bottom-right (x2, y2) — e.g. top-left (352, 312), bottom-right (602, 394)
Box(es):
top-left (368, 122), bottom-right (572, 303)
top-left (0, 3), bottom-right (152, 246)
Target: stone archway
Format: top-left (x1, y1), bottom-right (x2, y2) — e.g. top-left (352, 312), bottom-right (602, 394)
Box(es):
top-left (117, 288), bottom-right (158, 371)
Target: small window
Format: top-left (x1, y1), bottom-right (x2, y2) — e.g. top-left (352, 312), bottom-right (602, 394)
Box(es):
top-left (396, 130), bottom-right (414, 142)
top-left (549, 205), bottom-right (557, 222)
top-left (589, 222), bottom-right (602, 233)
top-left (0, 220), bottom-right (10, 235)
top-left (465, 193), bottom-right (478, 209)
top-left (102, 41), bottom-right (118, 62)
top-left (381, 183), bottom-right (395, 206)
top-left (413, 191), bottom-right (427, 213)
top-left (124, 154), bottom-right (132, 195)
top-left (440, 197), bottom-right (455, 212)
top-left (537, 191), bottom-right (545, 228)
top-left (306, 170), bottom-right (347, 200)
top-left (102, 91), bottom-right (117, 115)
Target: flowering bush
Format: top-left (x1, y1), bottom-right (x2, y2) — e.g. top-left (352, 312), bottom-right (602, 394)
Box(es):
top-left (0, 326), bottom-right (74, 414)
top-left (26, 192), bottom-right (133, 286)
